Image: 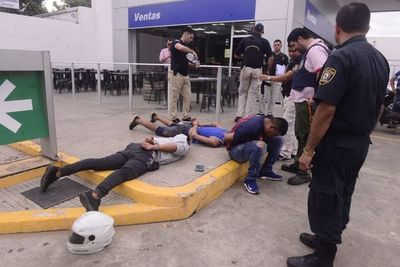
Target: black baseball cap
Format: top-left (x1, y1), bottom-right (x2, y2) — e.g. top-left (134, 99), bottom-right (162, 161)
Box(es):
top-left (254, 23), bottom-right (264, 33)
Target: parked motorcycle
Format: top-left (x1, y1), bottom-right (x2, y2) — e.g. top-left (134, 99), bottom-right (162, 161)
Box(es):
top-left (380, 89), bottom-right (400, 128)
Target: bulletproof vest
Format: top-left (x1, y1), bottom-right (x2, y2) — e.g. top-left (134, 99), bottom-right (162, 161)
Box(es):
top-left (292, 43), bottom-right (331, 92)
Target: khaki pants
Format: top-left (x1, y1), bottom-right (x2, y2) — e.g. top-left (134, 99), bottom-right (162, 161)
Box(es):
top-left (170, 73), bottom-right (191, 119)
top-left (264, 81), bottom-right (282, 115)
top-left (280, 97), bottom-right (297, 159)
top-left (236, 66), bottom-right (262, 117)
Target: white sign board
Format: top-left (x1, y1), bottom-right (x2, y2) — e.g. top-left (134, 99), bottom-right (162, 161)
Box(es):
top-left (0, 0), bottom-right (19, 9)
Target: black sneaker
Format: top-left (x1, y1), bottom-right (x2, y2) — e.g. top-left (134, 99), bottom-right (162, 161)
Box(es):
top-left (150, 112), bottom-right (157, 123)
top-left (171, 117), bottom-right (181, 123)
top-left (234, 116), bottom-right (242, 123)
top-left (287, 174), bottom-right (311, 185)
top-left (300, 233), bottom-right (319, 249)
top-left (79, 191), bottom-right (101, 211)
top-left (281, 162), bottom-right (298, 174)
top-left (40, 166), bottom-right (59, 192)
top-left (129, 115), bottom-right (140, 130)
top-left (182, 116), bottom-right (191, 122)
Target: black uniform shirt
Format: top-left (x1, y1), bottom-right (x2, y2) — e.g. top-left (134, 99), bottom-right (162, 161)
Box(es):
top-left (235, 33), bottom-right (272, 69)
top-left (270, 52), bottom-right (289, 75)
top-left (315, 35), bottom-right (389, 136)
top-left (171, 39), bottom-right (189, 76)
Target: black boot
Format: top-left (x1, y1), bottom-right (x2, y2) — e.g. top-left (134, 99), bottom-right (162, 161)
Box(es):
top-left (300, 233), bottom-right (319, 249)
top-left (287, 240), bottom-right (336, 267)
top-left (79, 191), bottom-right (101, 211)
top-left (287, 253), bottom-right (332, 267)
top-left (287, 173), bottom-right (311, 185)
top-left (40, 166), bottom-right (59, 192)
top-left (281, 161), bottom-right (298, 174)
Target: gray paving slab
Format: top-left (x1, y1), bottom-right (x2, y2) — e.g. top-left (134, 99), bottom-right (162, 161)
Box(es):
top-left (0, 175), bottom-right (132, 211)
top-left (0, 146), bottom-right (30, 165)
top-left (0, 127), bottom-right (399, 267)
top-left (51, 91), bottom-right (284, 187)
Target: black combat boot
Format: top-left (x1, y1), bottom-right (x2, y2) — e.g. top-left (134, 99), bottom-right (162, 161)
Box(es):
top-left (287, 240), bottom-right (336, 267)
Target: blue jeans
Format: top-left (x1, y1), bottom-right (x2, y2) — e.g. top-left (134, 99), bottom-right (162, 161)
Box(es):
top-left (229, 137), bottom-right (283, 181)
top-left (229, 141), bottom-right (266, 181)
top-left (261, 136), bottom-right (283, 173)
top-left (155, 123), bottom-right (192, 137)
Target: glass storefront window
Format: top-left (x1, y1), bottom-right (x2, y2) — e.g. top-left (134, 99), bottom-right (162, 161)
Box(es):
top-left (135, 21), bottom-right (255, 66)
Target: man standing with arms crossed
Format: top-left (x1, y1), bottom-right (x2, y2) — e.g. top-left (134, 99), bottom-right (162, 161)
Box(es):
top-left (281, 28), bottom-right (330, 186)
top-left (264, 39), bottom-right (289, 115)
top-left (170, 27), bottom-right (198, 123)
top-left (159, 39), bottom-right (173, 64)
top-left (287, 3), bottom-right (389, 266)
top-left (234, 23), bottom-right (272, 122)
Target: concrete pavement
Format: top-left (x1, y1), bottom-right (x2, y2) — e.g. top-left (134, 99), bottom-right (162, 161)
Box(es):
top-left (0, 91), bottom-right (399, 266)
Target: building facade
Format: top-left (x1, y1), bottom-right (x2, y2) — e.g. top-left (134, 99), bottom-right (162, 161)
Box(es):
top-left (112, 0), bottom-right (341, 68)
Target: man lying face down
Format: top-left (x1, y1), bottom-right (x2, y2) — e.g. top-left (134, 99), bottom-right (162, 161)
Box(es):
top-left (40, 134), bottom-right (190, 211)
top-left (129, 112), bottom-right (228, 148)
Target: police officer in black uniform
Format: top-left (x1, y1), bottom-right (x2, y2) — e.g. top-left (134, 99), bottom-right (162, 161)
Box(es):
top-left (287, 3), bottom-right (389, 267)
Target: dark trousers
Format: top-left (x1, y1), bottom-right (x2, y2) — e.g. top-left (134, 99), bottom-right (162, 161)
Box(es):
top-left (60, 143), bottom-right (158, 197)
top-left (308, 133), bottom-right (369, 244)
top-left (155, 123), bottom-right (192, 137)
top-left (293, 101), bottom-right (312, 174)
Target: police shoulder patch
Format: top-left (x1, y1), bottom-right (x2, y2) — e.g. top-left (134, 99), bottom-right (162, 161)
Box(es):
top-left (319, 67), bottom-right (336, 86)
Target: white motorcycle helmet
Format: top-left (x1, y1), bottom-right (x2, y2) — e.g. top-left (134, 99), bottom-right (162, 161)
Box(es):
top-left (67, 211), bottom-right (115, 254)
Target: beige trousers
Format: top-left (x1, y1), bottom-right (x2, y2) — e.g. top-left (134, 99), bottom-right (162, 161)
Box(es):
top-left (236, 66), bottom-right (262, 117)
top-left (170, 73), bottom-right (191, 119)
top-left (263, 81), bottom-right (282, 115)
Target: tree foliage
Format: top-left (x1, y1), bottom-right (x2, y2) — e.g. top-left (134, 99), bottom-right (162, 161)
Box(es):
top-left (0, 0), bottom-right (92, 16)
top-left (64, 0), bottom-right (91, 8)
top-left (0, 0), bottom-right (47, 16)
top-left (53, 0), bottom-right (91, 10)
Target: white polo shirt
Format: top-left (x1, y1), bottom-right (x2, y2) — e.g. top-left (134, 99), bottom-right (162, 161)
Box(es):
top-left (154, 134), bottom-right (189, 165)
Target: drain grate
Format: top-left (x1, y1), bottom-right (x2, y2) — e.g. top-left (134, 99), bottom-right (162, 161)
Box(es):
top-left (21, 177), bottom-right (90, 209)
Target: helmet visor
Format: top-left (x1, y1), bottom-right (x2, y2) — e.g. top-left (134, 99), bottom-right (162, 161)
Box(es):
top-left (69, 232), bottom-right (85, 244)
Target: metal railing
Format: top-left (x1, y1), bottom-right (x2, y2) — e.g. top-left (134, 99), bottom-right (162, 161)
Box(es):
top-left (51, 61), bottom-right (240, 123)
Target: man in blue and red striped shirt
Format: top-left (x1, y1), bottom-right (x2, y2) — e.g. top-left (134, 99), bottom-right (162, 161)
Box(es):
top-left (225, 115), bottom-right (288, 194)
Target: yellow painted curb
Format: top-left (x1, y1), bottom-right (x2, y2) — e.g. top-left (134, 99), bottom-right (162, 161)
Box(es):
top-left (0, 204), bottom-right (184, 234)
top-left (1, 141), bottom-right (248, 234)
top-left (0, 166), bottom-right (49, 189)
top-left (9, 141), bottom-right (43, 157)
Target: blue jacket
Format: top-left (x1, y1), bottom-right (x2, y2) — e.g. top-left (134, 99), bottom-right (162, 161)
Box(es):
top-left (227, 115), bottom-right (264, 150)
